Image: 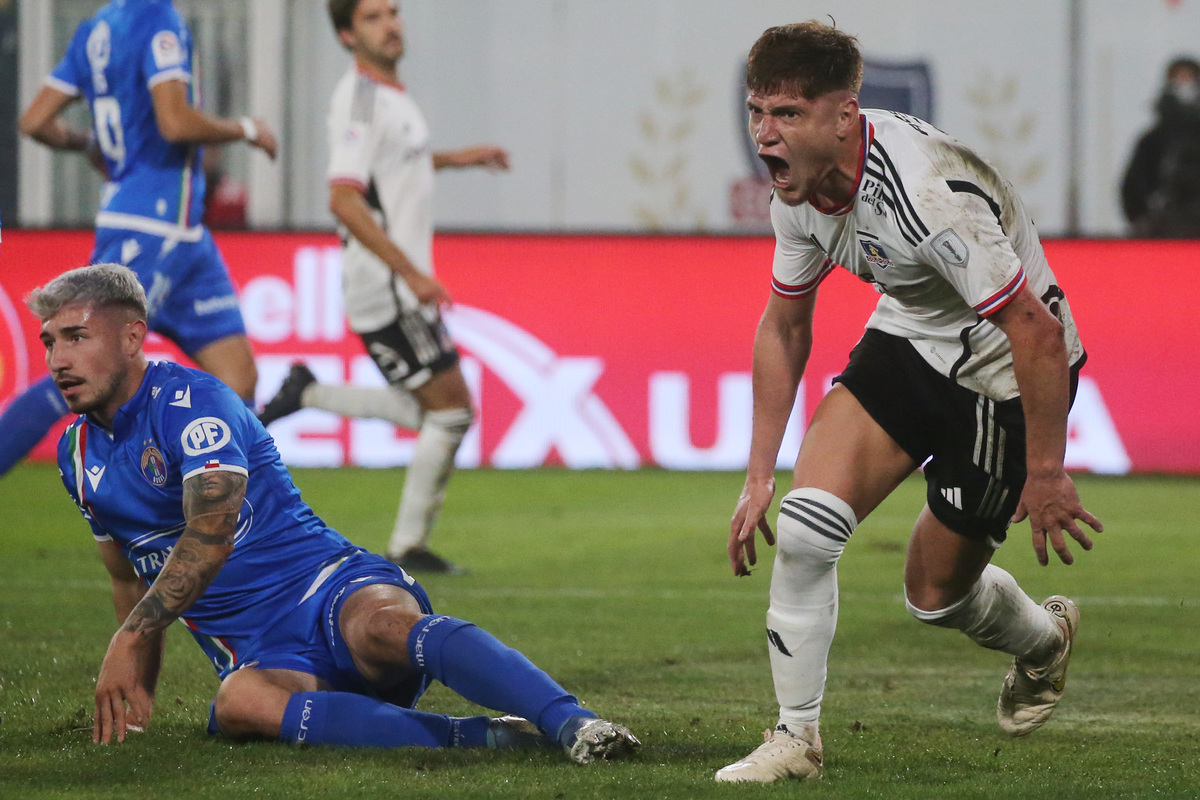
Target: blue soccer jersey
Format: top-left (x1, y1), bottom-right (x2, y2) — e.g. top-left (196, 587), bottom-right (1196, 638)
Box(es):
top-left (58, 362), bottom-right (362, 675)
top-left (48, 0), bottom-right (206, 239)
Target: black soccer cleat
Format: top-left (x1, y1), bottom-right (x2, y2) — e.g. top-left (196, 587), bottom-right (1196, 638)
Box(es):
top-left (258, 362), bottom-right (316, 427)
top-left (388, 547), bottom-right (469, 575)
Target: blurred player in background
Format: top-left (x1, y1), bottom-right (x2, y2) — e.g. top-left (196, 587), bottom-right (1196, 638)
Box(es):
top-left (30, 262), bottom-right (639, 761)
top-left (259, 0), bottom-right (508, 575)
top-left (1, 0), bottom-right (276, 479)
top-left (718, 22), bottom-right (1103, 782)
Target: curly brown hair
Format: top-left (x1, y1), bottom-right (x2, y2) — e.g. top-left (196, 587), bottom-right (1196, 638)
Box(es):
top-left (747, 21), bottom-right (863, 100)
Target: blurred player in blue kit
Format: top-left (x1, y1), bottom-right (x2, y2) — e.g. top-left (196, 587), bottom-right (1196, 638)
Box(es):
top-left (1, 0), bottom-right (277, 477)
top-left (30, 262), bottom-right (640, 761)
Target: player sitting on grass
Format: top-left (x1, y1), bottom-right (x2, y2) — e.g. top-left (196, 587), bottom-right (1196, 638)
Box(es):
top-left (30, 263), bottom-right (640, 762)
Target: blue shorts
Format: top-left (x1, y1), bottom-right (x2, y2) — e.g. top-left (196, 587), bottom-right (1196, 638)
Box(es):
top-left (222, 551), bottom-right (435, 707)
top-left (91, 226), bottom-right (246, 355)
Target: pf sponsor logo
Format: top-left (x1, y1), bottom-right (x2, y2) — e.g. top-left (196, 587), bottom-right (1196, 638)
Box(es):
top-left (181, 416), bottom-right (233, 455)
top-left (0, 284), bottom-right (31, 408)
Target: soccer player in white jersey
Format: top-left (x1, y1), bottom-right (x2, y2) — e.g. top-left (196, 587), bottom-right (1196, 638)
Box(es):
top-left (716, 23), bottom-right (1104, 782)
top-left (258, 0), bottom-right (508, 575)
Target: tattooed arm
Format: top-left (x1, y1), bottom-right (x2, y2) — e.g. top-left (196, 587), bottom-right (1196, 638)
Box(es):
top-left (93, 471), bottom-right (245, 744)
top-left (98, 537), bottom-right (148, 624)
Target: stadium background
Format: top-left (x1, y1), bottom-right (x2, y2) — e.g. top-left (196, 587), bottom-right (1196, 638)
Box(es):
top-left (2, 231), bottom-right (1194, 474)
top-left (4, 0), bottom-right (1198, 475)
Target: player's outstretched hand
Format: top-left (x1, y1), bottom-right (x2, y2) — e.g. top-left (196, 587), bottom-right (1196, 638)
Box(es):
top-left (728, 476), bottom-right (777, 577)
top-left (248, 117), bottom-right (278, 160)
top-left (94, 629), bottom-right (162, 744)
top-left (1012, 469), bottom-right (1103, 566)
top-left (475, 146), bottom-right (510, 171)
top-left (459, 145), bottom-right (510, 172)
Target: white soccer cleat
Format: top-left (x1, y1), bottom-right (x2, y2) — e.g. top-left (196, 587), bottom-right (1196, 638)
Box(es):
top-left (997, 595), bottom-right (1080, 736)
top-left (714, 724), bottom-right (824, 782)
top-left (565, 718), bottom-right (641, 764)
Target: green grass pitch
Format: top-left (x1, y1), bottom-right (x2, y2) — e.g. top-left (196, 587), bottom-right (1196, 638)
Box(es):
top-left (1, 464), bottom-right (1198, 799)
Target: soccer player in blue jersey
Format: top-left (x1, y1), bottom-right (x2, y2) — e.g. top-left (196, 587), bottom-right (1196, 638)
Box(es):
top-left (29, 262), bottom-right (640, 760)
top-left (2, 0), bottom-right (277, 478)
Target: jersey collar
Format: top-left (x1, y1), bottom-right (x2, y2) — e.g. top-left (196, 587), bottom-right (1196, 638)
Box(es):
top-left (355, 63), bottom-right (406, 92)
top-left (810, 114), bottom-right (874, 216)
top-left (101, 361), bottom-right (157, 439)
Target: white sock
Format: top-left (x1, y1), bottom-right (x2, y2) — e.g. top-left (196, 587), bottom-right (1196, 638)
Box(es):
top-left (767, 487), bottom-right (857, 733)
top-left (906, 563), bottom-right (1061, 663)
top-left (386, 407), bottom-right (474, 557)
top-left (301, 383), bottom-right (424, 430)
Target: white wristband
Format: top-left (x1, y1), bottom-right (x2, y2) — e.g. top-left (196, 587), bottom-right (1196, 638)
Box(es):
top-left (239, 116), bottom-right (258, 144)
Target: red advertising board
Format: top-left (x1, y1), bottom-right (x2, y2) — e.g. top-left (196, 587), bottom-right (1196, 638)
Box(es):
top-left (0, 231), bottom-right (1193, 473)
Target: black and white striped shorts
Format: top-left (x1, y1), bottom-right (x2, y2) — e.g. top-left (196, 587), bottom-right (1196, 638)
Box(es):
top-left (358, 306), bottom-right (460, 391)
top-left (834, 328), bottom-right (1079, 545)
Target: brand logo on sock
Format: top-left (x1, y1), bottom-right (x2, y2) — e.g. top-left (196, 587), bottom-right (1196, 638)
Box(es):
top-left (412, 615), bottom-right (450, 669)
top-left (766, 628), bottom-right (793, 657)
top-left (297, 699), bottom-right (313, 744)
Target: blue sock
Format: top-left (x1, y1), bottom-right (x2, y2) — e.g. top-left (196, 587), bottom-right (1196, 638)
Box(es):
top-left (408, 615), bottom-right (597, 746)
top-left (0, 376), bottom-right (69, 476)
top-left (278, 691), bottom-right (491, 748)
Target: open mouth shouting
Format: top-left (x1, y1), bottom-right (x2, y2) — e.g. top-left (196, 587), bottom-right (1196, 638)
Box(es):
top-left (759, 154), bottom-right (791, 189)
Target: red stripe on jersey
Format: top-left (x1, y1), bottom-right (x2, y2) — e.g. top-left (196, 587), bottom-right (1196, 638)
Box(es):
top-left (974, 267), bottom-right (1027, 317)
top-left (329, 177), bottom-right (368, 193)
top-left (182, 617), bottom-right (238, 669)
top-left (77, 424), bottom-right (88, 507)
top-left (772, 257), bottom-right (834, 298)
top-left (811, 117), bottom-right (874, 217)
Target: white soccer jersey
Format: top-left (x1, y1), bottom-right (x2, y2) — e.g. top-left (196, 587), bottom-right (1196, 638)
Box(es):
top-left (327, 67), bottom-right (436, 332)
top-left (770, 109), bottom-right (1084, 401)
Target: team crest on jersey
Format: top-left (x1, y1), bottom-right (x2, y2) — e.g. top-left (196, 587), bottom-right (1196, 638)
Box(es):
top-left (860, 240), bottom-right (894, 269)
top-left (151, 31), bottom-right (185, 69)
top-left (140, 445), bottom-right (169, 487)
